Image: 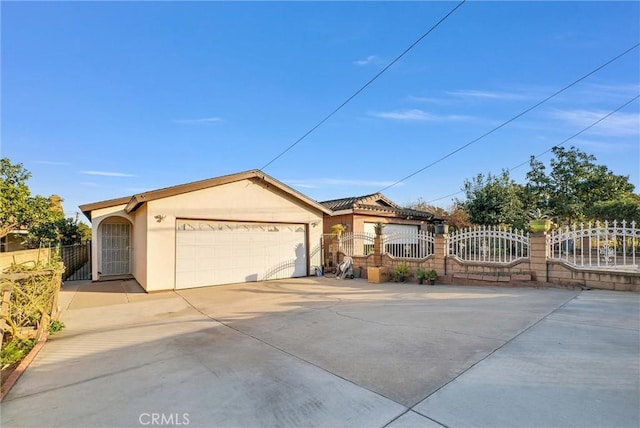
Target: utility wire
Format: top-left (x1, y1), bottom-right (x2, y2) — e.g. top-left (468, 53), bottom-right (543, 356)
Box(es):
top-left (423, 94), bottom-right (640, 205)
top-left (377, 42), bottom-right (640, 193)
top-left (259, 0), bottom-right (467, 171)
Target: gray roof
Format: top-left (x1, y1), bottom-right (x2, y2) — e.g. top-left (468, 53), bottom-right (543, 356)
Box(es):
top-left (320, 193), bottom-right (398, 211)
top-left (320, 193), bottom-right (435, 221)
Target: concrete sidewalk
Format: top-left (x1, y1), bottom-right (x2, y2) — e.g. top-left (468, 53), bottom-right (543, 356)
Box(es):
top-left (2, 279), bottom-right (638, 427)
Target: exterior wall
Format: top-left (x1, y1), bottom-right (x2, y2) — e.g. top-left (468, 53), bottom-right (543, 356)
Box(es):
top-left (89, 204), bottom-right (135, 281)
top-left (0, 247), bottom-right (52, 270)
top-left (132, 204), bottom-right (148, 289)
top-left (322, 213), bottom-right (427, 236)
top-left (144, 178), bottom-right (325, 292)
top-left (355, 215), bottom-right (426, 234)
top-left (322, 214), bottom-right (353, 234)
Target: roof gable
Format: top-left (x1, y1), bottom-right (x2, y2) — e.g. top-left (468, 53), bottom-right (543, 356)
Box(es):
top-left (80, 170), bottom-right (331, 220)
top-left (320, 192), bottom-right (400, 211)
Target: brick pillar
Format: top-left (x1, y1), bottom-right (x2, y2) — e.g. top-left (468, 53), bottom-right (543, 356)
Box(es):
top-left (529, 232), bottom-right (549, 282)
top-left (329, 238), bottom-right (339, 269)
top-left (433, 232), bottom-right (448, 278)
top-left (373, 235), bottom-right (382, 267)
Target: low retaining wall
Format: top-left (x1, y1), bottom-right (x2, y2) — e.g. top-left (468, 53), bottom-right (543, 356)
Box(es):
top-left (548, 261), bottom-right (640, 292)
top-left (0, 248), bottom-right (52, 271)
top-left (333, 230), bottom-right (640, 291)
top-left (337, 242), bottom-right (640, 292)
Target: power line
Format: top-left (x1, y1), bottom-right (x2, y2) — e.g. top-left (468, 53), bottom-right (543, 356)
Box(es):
top-left (423, 94), bottom-right (640, 205)
top-left (377, 42), bottom-right (640, 193)
top-left (259, 0), bottom-right (467, 171)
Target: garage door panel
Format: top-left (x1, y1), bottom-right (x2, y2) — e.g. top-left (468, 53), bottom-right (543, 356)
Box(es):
top-left (175, 220), bottom-right (307, 289)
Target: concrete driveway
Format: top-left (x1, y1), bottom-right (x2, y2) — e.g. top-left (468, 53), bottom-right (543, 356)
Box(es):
top-left (2, 278), bottom-right (638, 428)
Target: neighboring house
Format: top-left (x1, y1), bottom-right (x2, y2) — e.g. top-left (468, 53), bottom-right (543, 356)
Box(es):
top-left (0, 229), bottom-right (28, 252)
top-left (79, 170), bottom-right (330, 292)
top-left (320, 193), bottom-right (437, 236)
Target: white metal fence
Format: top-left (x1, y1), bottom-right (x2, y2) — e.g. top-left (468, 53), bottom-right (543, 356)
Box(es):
top-left (448, 225), bottom-right (529, 263)
top-left (549, 220), bottom-right (639, 270)
top-left (339, 232), bottom-right (376, 257)
top-left (382, 230), bottom-right (435, 259)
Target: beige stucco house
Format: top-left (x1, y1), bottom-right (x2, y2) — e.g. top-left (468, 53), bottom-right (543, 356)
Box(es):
top-left (80, 170), bottom-right (330, 292)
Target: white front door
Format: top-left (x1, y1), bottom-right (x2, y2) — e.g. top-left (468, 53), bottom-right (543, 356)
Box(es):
top-left (100, 222), bottom-right (131, 275)
top-left (175, 220), bottom-right (307, 289)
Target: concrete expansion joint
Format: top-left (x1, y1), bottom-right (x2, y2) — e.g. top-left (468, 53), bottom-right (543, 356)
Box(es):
top-left (404, 290), bottom-right (583, 411)
top-left (328, 309), bottom-right (397, 327)
top-left (441, 328), bottom-right (504, 343)
top-left (174, 291), bottom-right (405, 409)
top-left (383, 409), bottom-right (448, 428)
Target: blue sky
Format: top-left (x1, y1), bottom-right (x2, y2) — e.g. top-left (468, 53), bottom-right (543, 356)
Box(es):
top-left (2, 1), bottom-right (639, 219)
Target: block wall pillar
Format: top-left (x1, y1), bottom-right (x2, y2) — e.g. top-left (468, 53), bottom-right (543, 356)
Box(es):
top-left (433, 232), bottom-right (448, 278)
top-left (373, 235), bottom-right (382, 267)
top-left (529, 232), bottom-right (549, 282)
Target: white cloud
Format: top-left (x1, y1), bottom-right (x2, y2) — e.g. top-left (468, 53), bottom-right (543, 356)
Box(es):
top-left (369, 109), bottom-right (471, 122)
top-left (173, 117), bottom-right (223, 124)
top-left (353, 55), bottom-right (381, 66)
top-left (406, 95), bottom-right (451, 105)
top-left (80, 171), bottom-right (136, 177)
top-left (446, 89), bottom-right (528, 100)
top-left (549, 109), bottom-right (639, 137)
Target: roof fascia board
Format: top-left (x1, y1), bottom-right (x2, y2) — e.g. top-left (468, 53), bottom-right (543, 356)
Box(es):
top-left (327, 209), bottom-right (354, 216)
top-left (79, 196), bottom-right (133, 220)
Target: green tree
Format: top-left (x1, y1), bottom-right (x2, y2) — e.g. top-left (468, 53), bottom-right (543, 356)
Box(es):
top-left (78, 222), bottom-right (92, 242)
top-left (1, 158), bottom-right (68, 247)
top-left (23, 197), bottom-right (65, 248)
top-left (459, 171), bottom-right (526, 228)
top-left (525, 146), bottom-right (636, 224)
top-left (586, 196), bottom-right (640, 223)
top-left (0, 158), bottom-right (33, 238)
top-left (407, 199), bottom-right (472, 231)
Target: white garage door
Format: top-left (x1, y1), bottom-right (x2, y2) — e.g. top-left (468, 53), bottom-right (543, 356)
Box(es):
top-left (175, 219), bottom-right (307, 289)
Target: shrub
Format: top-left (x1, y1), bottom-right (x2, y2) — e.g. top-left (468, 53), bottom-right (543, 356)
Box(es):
top-left (1, 339), bottom-right (36, 369)
top-left (49, 320), bottom-right (65, 334)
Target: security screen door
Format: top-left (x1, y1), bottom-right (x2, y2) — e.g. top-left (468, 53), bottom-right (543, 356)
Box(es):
top-left (101, 223), bottom-right (131, 275)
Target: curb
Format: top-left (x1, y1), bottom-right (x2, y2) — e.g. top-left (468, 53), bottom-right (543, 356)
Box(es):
top-left (0, 332), bottom-right (49, 402)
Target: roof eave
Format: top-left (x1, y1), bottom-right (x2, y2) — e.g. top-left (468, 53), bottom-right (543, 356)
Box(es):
top-left (78, 196), bottom-right (133, 221)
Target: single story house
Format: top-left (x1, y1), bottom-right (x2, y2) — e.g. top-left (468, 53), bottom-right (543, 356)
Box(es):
top-left (320, 193), bottom-right (437, 236)
top-left (79, 170), bottom-right (330, 292)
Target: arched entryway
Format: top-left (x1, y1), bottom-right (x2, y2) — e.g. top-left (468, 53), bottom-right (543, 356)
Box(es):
top-left (99, 217), bottom-right (132, 276)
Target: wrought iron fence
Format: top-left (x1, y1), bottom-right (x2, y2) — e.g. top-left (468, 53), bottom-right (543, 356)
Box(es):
top-left (549, 220), bottom-right (639, 270)
top-left (339, 233), bottom-right (375, 257)
top-left (382, 230), bottom-right (434, 259)
top-left (448, 225), bottom-right (529, 263)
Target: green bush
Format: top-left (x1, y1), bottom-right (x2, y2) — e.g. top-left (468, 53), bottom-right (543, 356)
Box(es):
top-left (49, 320), bottom-right (65, 334)
top-left (394, 263), bottom-right (409, 280)
top-left (1, 339), bottom-right (36, 369)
